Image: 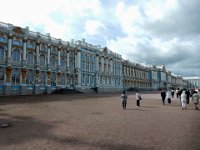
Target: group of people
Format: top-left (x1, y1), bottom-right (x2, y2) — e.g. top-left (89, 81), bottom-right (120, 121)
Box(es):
top-left (120, 90), bottom-right (142, 110)
top-left (120, 88), bottom-right (199, 110)
top-left (161, 88), bottom-right (199, 110)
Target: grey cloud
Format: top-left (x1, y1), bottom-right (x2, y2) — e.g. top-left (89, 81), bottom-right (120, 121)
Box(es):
top-left (143, 0), bottom-right (200, 38)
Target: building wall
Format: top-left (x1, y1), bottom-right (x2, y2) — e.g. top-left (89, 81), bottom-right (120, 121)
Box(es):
top-left (0, 21), bottom-right (188, 95)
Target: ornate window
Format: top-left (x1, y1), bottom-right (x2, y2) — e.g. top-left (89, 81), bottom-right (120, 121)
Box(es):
top-left (91, 75), bottom-right (94, 85)
top-left (61, 74), bottom-right (65, 85)
top-left (91, 57), bottom-right (94, 72)
top-left (0, 46), bottom-right (5, 62)
top-left (27, 53), bottom-right (35, 66)
top-left (0, 68), bottom-right (4, 84)
top-left (13, 39), bottom-right (22, 46)
top-left (86, 55), bottom-right (89, 71)
top-left (86, 75), bottom-right (89, 84)
top-left (11, 70), bottom-right (20, 85)
top-left (51, 47), bottom-right (57, 54)
top-left (51, 73), bottom-right (56, 86)
top-left (27, 41), bottom-right (35, 49)
top-left (51, 57), bottom-right (57, 70)
top-left (100, 75), bottom-right (102, 84)
top-left (39, 54), bottom-right (46, 68)
top-left (69, 53), bottom-right (74, 72)
top-left (82, 60), bottom-right (85, 71)
top-left (70, 60), bottom-right (74, 72)
top-left (40, 44), bottom-right (47, 52)
top-left (12, 49), bottom-right (20, 64)
top-left (39, 72), bottom-right (46, 86)
top-left (0, 36), bottom-right (7, 43)
top-left (60, 59), bottom-right (65, 69)
top-left (26, 71), bottom-right (35, 85)
top-left (82, 74), bottom-right (85, 85)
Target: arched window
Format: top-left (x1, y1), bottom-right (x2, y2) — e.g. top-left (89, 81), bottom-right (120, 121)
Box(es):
top-left (91, 57), bottom-right (94, 72)
top-left (61, 74), bottom-right (65, 85)
top-left (69, 53), bottom-right (74, 72)
top-left (51, 73), bottom-right (56, 86)
top-left (39, 72), bottom-right (46, 86)
top-left (13, 39), bottom-right (22, 46)
top-left (12, 49), bottom-right (20, 63)
top-left (0, 36), bottom-right (7, 43)
top-left (27, 53), bottom-right (35, 66)
top-left (11, 70), bottom-right (20, 85)
top-left (39, 54), bottom-right (46, 68)
top-left (26, 71), bottom-right (35, 85)
top-left (51, 57), bottom-right (57, 70)
top-left (0, 46), bottom-right (5, 62)
top-left (51, 47), bottom-right (57, 54)
top-left (60, 59), bottom-right (65, 69)
top-left (0, 68), bottom-right (4, 84)
top-left (27, 41), bottom-right (35, 49)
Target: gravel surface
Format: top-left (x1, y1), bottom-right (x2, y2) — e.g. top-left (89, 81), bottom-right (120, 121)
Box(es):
top-left (0, 92), bottom-right (199, 150)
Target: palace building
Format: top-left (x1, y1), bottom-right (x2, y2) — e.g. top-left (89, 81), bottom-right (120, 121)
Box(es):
top-left (0, 21), bottom-right (189, 95)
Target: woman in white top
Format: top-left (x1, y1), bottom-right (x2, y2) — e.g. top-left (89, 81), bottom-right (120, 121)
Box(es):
top-left (181, 90), bottom-right (187, 110)
top-left (136, 90), bottom-right (142, 107)
top-left (166, 90), bottom-right (172, 104)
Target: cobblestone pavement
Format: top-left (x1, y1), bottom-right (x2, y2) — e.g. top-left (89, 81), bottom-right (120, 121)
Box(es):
top-left (0, 92), bottom-right (200, 150)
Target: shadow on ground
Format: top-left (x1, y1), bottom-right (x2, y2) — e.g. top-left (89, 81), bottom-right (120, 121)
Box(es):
top-left (0, 113), bottom-right (153, 150)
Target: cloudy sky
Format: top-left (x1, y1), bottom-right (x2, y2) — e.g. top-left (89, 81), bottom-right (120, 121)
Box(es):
top-left (0, 0), bottom-right (200, 77)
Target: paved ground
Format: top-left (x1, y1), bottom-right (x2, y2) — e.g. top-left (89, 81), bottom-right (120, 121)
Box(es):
top-left (0, 92), bottom-right (199, 150)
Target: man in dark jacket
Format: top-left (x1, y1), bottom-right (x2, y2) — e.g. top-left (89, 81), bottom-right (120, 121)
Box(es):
top-left (161, 89), bottom-right (166, 105)
top-left (185, 89), bottom-right (190, 104)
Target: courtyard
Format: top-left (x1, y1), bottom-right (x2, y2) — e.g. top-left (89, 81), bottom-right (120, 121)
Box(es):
top-left (0, 92), bottom-right (199, 150)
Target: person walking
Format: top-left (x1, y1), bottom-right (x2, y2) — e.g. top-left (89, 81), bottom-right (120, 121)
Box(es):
top-left (171, 89), bottom-right (175, 99)
top-left (136, 90), bottom-right (142, 108)
top-left (121, 91), bottom-right (128, 110)
top-left (166, 90), bottom-right (172, 104)
top-left (176, 89), bottom-right (179, 98)
top-left (181, 90), bottom-right (187, 110)
top-left (185, 89), bottom-right (190, 104)
top-left (161, 89), bottom-right (166, 105)
top-left (192, 91), bottom-right (199, 110)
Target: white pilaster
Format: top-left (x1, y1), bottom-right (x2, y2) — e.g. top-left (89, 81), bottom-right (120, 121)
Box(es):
top-left (67, 51), bottom-right (70, 68)
top-left (36, 44), bottom-right (40, 65)
top-left (96, 55), bottom-right (99, 72)
top-left (102, 57), bottom-right (104, 72)
top-left (58, 50), bottom-right (61, 66)
top-left (8, 36), bottom-right (12, 58)
top-left (22, 39), bottom-right (27, 64)
top-left (47, 46), bottom-right (51, 65)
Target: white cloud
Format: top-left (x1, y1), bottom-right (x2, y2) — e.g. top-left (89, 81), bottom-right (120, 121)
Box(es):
top-left (144, 0), bottom-right (178, 21)
top-left (0, 0), bottom-right (199, 76)
top-left (0, 0), bottom-right (102, 39)
top-left (84, 20), bottom-right (106, 36)
top-left (116, 2), bottom-right (143, 35)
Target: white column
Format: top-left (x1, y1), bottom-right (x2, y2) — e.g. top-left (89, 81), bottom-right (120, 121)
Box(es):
top-left (47, 46), bottom-right (51, 65)
top-left (58, 50), bottom-right (61, 66)
top-left (8, 36), bottom-right (12, 58)
top-left (76, 50), bottom-right (81, 87)
top-left (67, 51), bottom-right (70, 68)
top-left (36, 43), bottom-right (40, 65)
top-left (22, 39), bottom-right (27, 63)
top-left (110, 59), bottom-right (113, 74)
top-left (96, 55), bottom-right (99, 72)
top-left (102, 57), bottom-right (104, 72)
top-left (77, 50), bottom-right (81, 69)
